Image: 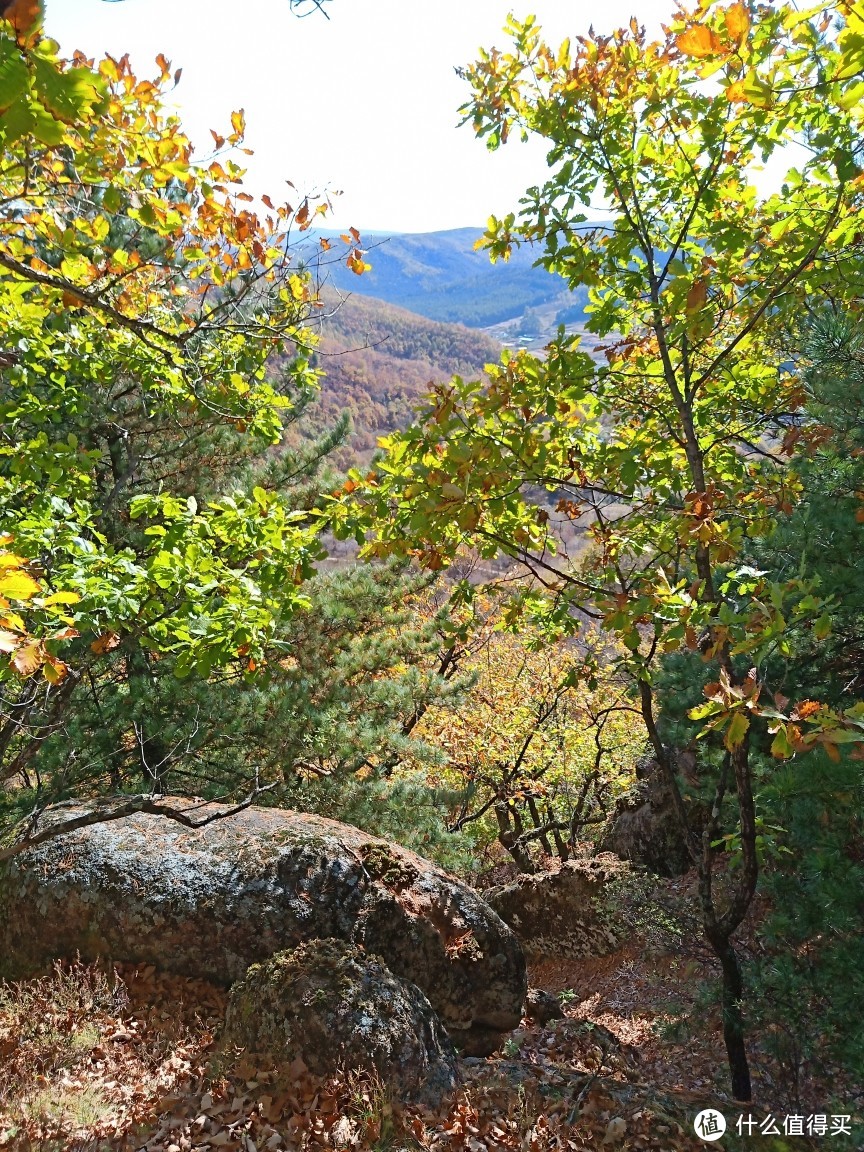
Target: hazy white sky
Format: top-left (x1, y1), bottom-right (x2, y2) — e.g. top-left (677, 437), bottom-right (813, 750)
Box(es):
top-left (45, 0), bottom-right (673, 233)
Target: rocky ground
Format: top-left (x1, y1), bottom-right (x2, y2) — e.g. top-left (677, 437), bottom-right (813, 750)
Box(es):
top-left (1, 869), bottom-right (859, 1151)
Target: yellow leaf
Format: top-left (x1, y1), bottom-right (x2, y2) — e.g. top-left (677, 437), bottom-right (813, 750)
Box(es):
top-left (724, 3), bottom-right (749, 42)
top-left (40, 590), bottom-right (81, 606)
top-left (677, 24), bottom-right (721, 58)
top-left (0, 570), bottom-right (41, 600)
top-left (724, 711), bottom-right (750, 750)
top-left (0, 553), bottom-right (27, 570)
top-left (42, 656), bottom-right (67, 685)
top-left (231, 108), bottom-right (245, 136)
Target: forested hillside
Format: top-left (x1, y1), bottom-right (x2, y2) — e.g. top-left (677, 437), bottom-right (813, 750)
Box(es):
top-left (322, 226), bottom-right (589, 329)
top-left (304, 292), bottom-right (501, 460)
top-left (2, 1), bottom-right (863, 1149)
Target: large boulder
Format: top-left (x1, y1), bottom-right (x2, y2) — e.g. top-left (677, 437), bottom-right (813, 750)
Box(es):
top-left (599, 752), bottom-right (703, 876)
top-left (485, 855), bottom-right (629, 961)
top-left (223, 939), bottom-right (458, 1105)
top-left (0, 801), bottom-right (525, 1053)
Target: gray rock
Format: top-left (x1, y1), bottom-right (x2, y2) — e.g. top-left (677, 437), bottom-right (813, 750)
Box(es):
top-left (485, 856), bottom-right (629, 961)
top-left (599, 753), bottom-right (704, 876)
top-left (525, 987), bottom-right (564, 1024)
top-left (223, 939), bottom-right (458, 1106)
top-left (0, 801), bottom-right (525, 1054)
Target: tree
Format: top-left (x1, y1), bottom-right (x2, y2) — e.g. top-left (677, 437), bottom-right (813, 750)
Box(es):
top-left (335, 0), bottom-right (864, 1100)
top-left (413, 625), bottom-right (644, 873)
top-left (0, 8), bottom-right (456, 859)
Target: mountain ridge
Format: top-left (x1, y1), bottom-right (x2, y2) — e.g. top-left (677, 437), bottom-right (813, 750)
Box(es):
top-left (311, 226), bottom-right (589, 329)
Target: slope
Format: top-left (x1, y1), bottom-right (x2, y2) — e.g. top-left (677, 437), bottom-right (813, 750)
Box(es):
top-left (306, 291), bottom-right (502, 464)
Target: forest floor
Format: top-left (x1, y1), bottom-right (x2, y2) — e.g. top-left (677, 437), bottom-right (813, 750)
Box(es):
top-left (0, 872), bottom-right (859, 1152)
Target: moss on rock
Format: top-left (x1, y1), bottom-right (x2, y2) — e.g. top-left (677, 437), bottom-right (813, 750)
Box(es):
top-left (223, 939), bottom-right (458, 1105)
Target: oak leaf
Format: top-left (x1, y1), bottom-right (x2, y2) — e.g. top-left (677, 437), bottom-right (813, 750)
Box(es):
top-left (724, 2), bottom-right (750, 42)
top-left (676, 24), bottom-right (721, 58)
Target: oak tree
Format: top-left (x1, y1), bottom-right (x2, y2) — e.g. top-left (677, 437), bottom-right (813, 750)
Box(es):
top-left (336, 0), bottom-right (864, 1099)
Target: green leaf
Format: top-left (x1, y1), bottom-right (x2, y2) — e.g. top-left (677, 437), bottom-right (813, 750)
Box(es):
top-left (814, 613), bottom-right (832, 640)
top-left (724, 712), bottom-right (750, 751)
top-left (31, 57), bottom-right (102, 124)
top-left (0, 36), bottom-right (28, 113)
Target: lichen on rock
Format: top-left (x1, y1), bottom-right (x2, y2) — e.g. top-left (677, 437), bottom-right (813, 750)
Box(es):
top-left (0, 801), bottom-right (526, 1054)
top-left (223, 939), bottom-right (458, 1105)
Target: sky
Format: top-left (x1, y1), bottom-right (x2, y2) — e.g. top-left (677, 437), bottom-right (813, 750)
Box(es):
top-left (44, 0), bottom-right (673, 234)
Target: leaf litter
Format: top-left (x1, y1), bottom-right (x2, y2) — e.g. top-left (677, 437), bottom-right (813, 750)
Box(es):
top-left (0, 874), bottom-right (857, 1151)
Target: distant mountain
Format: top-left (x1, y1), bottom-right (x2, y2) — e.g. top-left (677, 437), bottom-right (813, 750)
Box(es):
top-left (317, 227), bottom-right (588, 330)
top-left (302, 292), bottom-right (501, 465)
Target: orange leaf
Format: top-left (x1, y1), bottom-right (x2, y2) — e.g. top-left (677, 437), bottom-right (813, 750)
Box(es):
top-left (90, 631), bottom-right (121, 654)
top-left (295, 201), bottom-right (310, 229)
top-left (726, 79), bottom-right (748, 103)
top-left (724, 3), bottom-right (749, 42)
top-left (2, 0), bottom-right (41, 43)
top-left (686, 279), bottom-right (708, 314)
top-left (677, 24), bottom-right (721, 58)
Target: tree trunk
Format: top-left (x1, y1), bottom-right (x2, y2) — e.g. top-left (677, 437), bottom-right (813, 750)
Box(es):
top-left (495, 804), bottom-right (536, 873)
top-left (710, 932), bottom-right (752, 1102)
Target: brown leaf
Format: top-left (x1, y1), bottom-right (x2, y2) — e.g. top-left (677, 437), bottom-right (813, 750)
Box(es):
top-left (11, 641), bottom-right (42, 676)
top-left (1, 0), bottom-right (42, 42)
top-left (685, 279), bottom-right (708, 315)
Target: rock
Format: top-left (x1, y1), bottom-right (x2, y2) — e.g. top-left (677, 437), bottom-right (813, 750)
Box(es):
top-left (485, 855), bottom-right (629, 961)
top-left (0, 801), bottom-right (525, 1054)
top-left (223, 939), bottom-right (458, 1105)
top-left (525, 987), bottom-right (564, 1024)
top-left (599, 752), bottom-right (704, 876)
